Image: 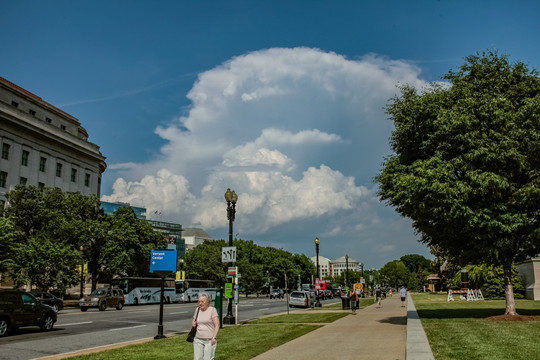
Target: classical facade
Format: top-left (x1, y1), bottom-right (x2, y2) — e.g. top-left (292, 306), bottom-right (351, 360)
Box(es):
top-left (310, 256), bottom-right (331, 278)
top-left (310, 255), bottom-right (361, 278)
top-left (0, 77), bottom-right (106, 204)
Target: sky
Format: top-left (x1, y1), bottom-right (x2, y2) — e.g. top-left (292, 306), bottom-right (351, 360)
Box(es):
top-left (2, 1), bottom-right (540, 269)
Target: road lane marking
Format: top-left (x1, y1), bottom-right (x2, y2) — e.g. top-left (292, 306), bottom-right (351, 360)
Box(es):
top-left (109, 325), bottom-right (147, 331)
top-left (60, 321), bottom-right (93, 326)
top-left (168, 311), bottom-right (188, 314)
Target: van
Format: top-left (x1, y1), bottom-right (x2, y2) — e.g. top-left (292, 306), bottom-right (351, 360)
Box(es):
top-left (288, 291), bottom-right (312, 308)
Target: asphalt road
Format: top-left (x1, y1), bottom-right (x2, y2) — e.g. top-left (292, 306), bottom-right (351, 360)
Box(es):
top-left (0, 296), bottom-right (337, 360)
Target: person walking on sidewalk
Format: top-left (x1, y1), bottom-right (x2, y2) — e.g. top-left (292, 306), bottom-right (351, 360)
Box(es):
top-left (192, 293), bottom-right (220, 360)
top-left (349, 287), bottom-right (358, 314)
top-left (375, 287), bottom-right (382, 307)
top-left (400, 286), bottom-right (407, 307)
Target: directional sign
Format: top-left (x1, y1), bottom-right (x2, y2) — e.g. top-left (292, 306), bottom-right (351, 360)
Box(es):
top-left (222, 246), bottom-right (237, 262)
top-left (150, 249), bottom-right (177, 273)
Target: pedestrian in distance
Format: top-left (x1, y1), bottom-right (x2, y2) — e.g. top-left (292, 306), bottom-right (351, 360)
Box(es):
top-left (192, 293), bottom-right (220, 360)
top-left (388, 288), bottom-right (392, 297)
top-left (375, 287), bottom-right (382, 308)
top-left (349, 288), bottom-right (358, 314)
top-left (400, 286), bottom-right (407, 308)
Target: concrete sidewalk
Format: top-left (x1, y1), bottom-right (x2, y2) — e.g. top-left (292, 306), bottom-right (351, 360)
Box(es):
top-left (252, 294), bottom-right (434, 360)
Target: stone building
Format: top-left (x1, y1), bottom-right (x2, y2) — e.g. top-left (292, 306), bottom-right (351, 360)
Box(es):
top-left (0, 77), bottom-right (106, 205)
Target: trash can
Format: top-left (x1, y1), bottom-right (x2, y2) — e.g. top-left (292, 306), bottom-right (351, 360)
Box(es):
top-left (341, 296), bottom-right (350, 310)
top-left (215, 288), bottom-right (223, 328)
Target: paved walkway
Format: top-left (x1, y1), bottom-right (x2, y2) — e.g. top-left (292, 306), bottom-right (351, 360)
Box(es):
top-left (252, 294), bottom-right (434, 360)
top-left (38, 295), bottom-right (434, 360)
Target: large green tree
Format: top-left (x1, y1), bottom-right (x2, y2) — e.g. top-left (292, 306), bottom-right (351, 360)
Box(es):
top-left (376, 51), bottom-right (540, 315)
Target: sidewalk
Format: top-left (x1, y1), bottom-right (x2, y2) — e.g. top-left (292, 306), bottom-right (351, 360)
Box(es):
top-left (252, 294), bottom-right (434, 360)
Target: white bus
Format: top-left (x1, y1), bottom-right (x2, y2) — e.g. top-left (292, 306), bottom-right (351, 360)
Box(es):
top-left (175, 279), bottom-right (216, 303)
top-left (110, 277), bottom-right (176, 305)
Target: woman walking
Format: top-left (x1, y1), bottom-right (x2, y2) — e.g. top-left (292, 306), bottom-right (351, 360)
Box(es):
top-left (192, 293), bottom-right (220, 360)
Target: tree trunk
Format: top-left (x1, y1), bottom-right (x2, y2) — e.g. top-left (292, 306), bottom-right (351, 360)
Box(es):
top-left (503, 262), bottom-right (517, 316)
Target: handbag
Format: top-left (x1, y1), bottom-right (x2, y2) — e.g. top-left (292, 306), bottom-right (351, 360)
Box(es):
top-left (186, 307), bottom-right (200, 342)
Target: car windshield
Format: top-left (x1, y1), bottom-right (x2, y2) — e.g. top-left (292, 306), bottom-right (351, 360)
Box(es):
top-left (90, 289), bottom-right (107, 296)
top-left (290, 292), bottom-right (304, 298)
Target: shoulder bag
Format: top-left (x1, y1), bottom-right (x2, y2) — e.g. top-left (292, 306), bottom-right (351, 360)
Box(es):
top-left (186, 307), bottom-right (200, 342)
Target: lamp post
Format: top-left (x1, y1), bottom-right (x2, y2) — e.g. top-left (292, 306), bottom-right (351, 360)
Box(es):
top-left (314, 237), bottom-right (321, 307)
top-left (345, 254), bottom-right (349, 288)
top-left (79, 246), bottom-right (84, 298)
top-left (223, 188), bottom-right (238, 325)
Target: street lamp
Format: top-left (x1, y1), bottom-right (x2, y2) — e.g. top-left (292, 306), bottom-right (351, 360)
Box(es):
top-left (314, 237), bottom-right (321, 307)
top-left (345, 254), bottom-right (349, 288)
top-left (223, 188), bottom-right (238, 325)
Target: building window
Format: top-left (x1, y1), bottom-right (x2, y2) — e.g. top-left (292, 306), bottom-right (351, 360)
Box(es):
top-left (46, 117), bottom-right (52, 123)
top-left (29, 109), bottom-right (36, 116)
top-left (11, 101), bottom-right (18, 107)
top-left (0, 171), bottom-right (7, 188)
top-left (38, 182), bottom-right (45, 189)
top-left (1, 143), bottom-right (10, 160)
top-left (84, 173), bottom-right (90, 187)
top-left (61, 124), bottom-right (66, 130)
top-left (21, 150), bottom-right (29, 166)
top-left (39, 157), bottom-right (47, 172)
top-left (71, 168), bottom-right (77, 182)
top-left (56, 163), bottom-right (63, 177)
top-left (20, 177), bottom-right (27, 185)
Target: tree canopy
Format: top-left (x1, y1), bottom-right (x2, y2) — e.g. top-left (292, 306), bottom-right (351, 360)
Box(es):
top-left (2, 186), bottom-right (167, 293)
top-left (376, 51), bottom-right (540, 315)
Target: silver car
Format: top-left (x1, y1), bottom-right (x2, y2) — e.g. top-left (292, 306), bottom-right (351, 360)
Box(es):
top-left (288, 291), bottom-right (312, 308)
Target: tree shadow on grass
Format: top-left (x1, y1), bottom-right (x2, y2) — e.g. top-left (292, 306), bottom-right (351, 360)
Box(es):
top-left (416, 308), bottom-right (540, 319)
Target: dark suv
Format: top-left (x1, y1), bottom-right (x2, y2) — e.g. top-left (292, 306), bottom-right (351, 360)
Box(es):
top-left (270, 289), bottom-right (284, 299)
top-left (79, 287), bottom-right (124, 312)
top-left (0, 289), bottom-right (57, 337)
top-left (30, 292), bottom-right (64, 312)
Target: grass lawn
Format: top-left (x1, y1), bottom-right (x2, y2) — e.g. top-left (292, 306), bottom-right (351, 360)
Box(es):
top-left (412, 293), bottom-right (540, 360)
top-left (65, 309), bottom-right (347, 360)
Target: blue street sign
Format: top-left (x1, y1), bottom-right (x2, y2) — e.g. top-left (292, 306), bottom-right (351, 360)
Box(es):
top-left (150, 249), bottom-right (177, 273)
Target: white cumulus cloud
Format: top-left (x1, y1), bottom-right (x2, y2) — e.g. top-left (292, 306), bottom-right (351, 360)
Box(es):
top-left (102, 47), bottom-right (432, 263)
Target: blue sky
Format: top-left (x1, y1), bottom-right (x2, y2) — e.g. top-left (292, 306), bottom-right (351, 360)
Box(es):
top-left (3, 1), bottom-right (540, 269)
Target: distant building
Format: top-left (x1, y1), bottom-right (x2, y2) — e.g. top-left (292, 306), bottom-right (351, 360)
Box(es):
top-left (310, 256), bottom-right (331, 278)
top-left (310, 255), bottom-right (361, 278)
top-left (0, 77), bottom-right (106, 205)
top-left (101, 201), bottom-right (146, 219)
top-left (182, 228), bottom-right (215, 253)
top-left (100, 201), bottom-right (185, 258)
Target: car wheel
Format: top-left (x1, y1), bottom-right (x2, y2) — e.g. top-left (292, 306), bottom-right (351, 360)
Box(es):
top-left (80, 307), bottom-right (88, 312)
top-left (116, 302), bottom-right (123, 310)
top-left (40, 315), bottom-right (54, 331)
top-left (0, 319), bottom-right (8, 337)
top-left (53, 304), bottom-right (59, 312)
top-left (99, 302), bottom-right (107, 311)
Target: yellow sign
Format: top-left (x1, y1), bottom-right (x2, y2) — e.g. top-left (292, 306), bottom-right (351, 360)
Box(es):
top-left (76, 264), bottom-right (88, 277)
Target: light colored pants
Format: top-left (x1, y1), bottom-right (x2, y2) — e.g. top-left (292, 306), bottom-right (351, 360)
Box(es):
top-left (194, 337), bottom-right (217, 360)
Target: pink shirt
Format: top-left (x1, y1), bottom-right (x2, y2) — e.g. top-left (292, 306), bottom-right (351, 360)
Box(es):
top-left (194, 306), bottom-right (218, 339)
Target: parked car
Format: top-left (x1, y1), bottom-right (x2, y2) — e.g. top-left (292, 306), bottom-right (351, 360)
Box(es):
top-left (288, 291), bottom-right (312, 308)
top-left (270, 289), bottom-right (284, 299)
top-left (0, 289), bottom-right (57, 337)
top-left (79, 288), bottom-right (124, 312)
top-left (30, 292), bottom-right (64, 312)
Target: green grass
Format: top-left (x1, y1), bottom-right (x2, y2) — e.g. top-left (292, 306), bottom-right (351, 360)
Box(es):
top-left (412, 293), bottom-right (540, 360)
top-left (250, 312), bottom-right (347, 323)
top-left (65, 309), bottom-right (349, 360)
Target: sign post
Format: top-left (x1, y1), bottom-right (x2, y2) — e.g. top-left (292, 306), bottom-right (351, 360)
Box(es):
top-left (150, 249), bottom-right (177, 340)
